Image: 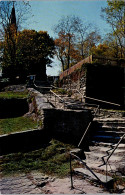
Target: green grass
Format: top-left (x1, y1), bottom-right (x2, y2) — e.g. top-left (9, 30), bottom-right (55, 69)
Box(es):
top-left (0, 90), bottom-right (28, 99)
top-left (52, 88), bottom-right (67, 95)
top-left (0, 139), bottom-right (77, 177)
top-left (0, 117), bottom-right (38, 135)
top-left (52, 88), bottom-right (72, 97)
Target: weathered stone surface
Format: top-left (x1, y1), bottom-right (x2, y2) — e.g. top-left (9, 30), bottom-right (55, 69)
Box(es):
top-left (43, 108), bottom-right (92, 144)
top-left (74, 168), bottom-right (113, 183)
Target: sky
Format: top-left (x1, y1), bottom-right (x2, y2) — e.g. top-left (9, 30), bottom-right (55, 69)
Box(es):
top-left (25, 0), bottom-right (111, 76)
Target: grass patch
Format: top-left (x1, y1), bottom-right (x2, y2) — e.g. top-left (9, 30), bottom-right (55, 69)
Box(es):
top-left (113, 175), bottom-right (125, 187)
top-left (0, 139), bottom-right (77, 177)
top-left (0, 116), bottom-right (38, 135)
top-left (52, 88), bottom-right (67, 95)
top-left (52, 88), bottom-right (72, 97)
top-left (0, 90), bottom-right (28, 99)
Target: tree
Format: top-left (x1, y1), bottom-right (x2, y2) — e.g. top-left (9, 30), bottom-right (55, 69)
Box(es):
top-left (55, 31), bottom-right (82, 71)
top-left (0, 1), bottom-right (31, 39)
top-left (82, 31), bottom-right (101, 57)
top-left (72, 16), bottom-right (91, 58)
top-left (54, 16), bottom-right (79, 69)
top-left (0, 1), bottom-right (31, 82)
top-left (91, 43), bottom-right (111, 58)
top-left (54, 15), bottom-right (101, 71)
top-left (2, 30), bottom-right (55, 81)
top-left (101, 0), bottom-right (125, 58)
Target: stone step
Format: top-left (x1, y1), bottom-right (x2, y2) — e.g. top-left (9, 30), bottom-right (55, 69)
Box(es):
top-left (93, 135), bottom-right (125, 143)
top-left (94, 118), bottom-right (125, 122)
top-left (89, 146), bottom-right (125, 155)
top-left (84, 151), bottom-right (123, 164)
top-left (84, 152), bottom-right (106, 163)
top-left (97, 130), bottom-right (125, 136)
top-left (91, 141), bottom-right (125, 148)
top-left (94, 118), bottom-right (125, 127)
top-left (81, 160), bottom-right (117, 172)
top-left (74, 168), bottom-right (113, 183)
top-left (98, 126), bottom-right (125, 132)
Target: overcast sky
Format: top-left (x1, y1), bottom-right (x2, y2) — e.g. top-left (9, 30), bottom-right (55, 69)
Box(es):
top-left (26, 0), bottom-right (110, 76)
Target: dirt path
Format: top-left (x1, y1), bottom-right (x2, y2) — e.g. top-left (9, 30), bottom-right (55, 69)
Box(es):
top-left (0, 171), bottom-right (109, 194)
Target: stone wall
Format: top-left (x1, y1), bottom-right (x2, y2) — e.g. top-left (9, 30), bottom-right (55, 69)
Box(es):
top-left (0, 128), bottom-right (50, 155)
top-left (28, 88), bottom-right (92, 145)
top-left (59, 64), bottom-right (125, 107)
top-left (42, 108), bottom-right (92, 145)
top-left (124, 67), bottom-right (125, 105)
top-left (59, 67), bottom-right (87, 101)
top-left (0, 98), bottom-right (28, 118)
top-left (0, 88), bottom-right (92, 155)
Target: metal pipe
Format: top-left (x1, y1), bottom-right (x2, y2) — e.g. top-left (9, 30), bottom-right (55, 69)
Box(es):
top-left (78, 105), bottom-right (100, 148)
top-left (105, 133), bottom-right (125, 165)
top-left (78, 121), bottom-right (92, 147)
top-left (51, 86), bottom-right (121, 107)
top-left (70, 154), bottom-right (74, 189)
top-left (70, 152), bottom-right (102, 183)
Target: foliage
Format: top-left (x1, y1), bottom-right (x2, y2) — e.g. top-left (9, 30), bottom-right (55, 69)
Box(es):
top-left (0, 139), bottom-right (76, 177)
top-left (0, 116), bottom-right (38, 135)
top-left (54, 16), bottom-right (80, 70)
top-left (16, 30), bottom-right (55, 80)
top-left (0, 2), bottom-right (33, 82)
top-left (83, 31), bottom-right (101, 57)
top-left (0, 1), bottom-right (31, 39)
top-left (54, 15), bottom-right (101, 71)
top-left (0, 90), bottom-right (28, 99)
top-left (52, 88), bottom-right (67, 95)
top-left (101, 0), bottom-right (125, 58)
top-left (1, 30), bottom-right (55, 82)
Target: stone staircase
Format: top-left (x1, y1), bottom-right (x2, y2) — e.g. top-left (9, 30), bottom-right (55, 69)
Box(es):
top-left (84, 118), bottom-right (125, 173)
top-left (72, 117), bottom-right (125, 192)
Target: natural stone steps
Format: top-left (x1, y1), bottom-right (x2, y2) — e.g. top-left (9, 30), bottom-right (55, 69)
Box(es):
top-left (89, 146), bottom-right (125, 155)
top-left (93, 135), bottom-right (125, 143)
top-left (85, 116), bottom-right (125, 172)
top-left (91, 141), bottom-right (125, 148)
top-left (97, 130), bottom-right (125, 136)
top-left (74, 168), bottom-right (113, 183)
top-left (98, 127), bottom-right (125, 132)
top-left (94, 118), bottom-right (125, 128)
top-left (82, 161), bottom-right (117, 171)
top-left (84, 151), bottom-right (123, 164)
top-left (94, 118), bottom-right (125, 122)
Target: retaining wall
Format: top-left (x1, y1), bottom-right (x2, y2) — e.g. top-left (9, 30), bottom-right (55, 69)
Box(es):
top-left (0, 88), bottom-right (92, 155)
top-left (28, 88), bottom-right (92, 144)
top-left (0, 98), bottom-right (28, 118)
top-left (43, 108), bottom-right (92, 145)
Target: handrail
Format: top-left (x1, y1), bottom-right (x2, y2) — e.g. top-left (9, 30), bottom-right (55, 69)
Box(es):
top-left (50, 89), bottom-right (65, 103)
top-left (84, 96), bottom-right (121, 107)
top-left (51, 86), bottom-right (100, 147)
top-left (78, 105), bottom-right (100, 147)
top-left (105, 133), bottom-right (125, 165)
top-left (50, 86), bottom-right (99, 111)
top-left (34, 83), bottom-right (52, 89)
top-left (70, 151), bottom-right (103, 188)
top-left (104, 133), bottom-right (125, 183)
top-left (74, 89), bottom-right (121, 107)
top-left (51, 85), bottom-right (121, 107)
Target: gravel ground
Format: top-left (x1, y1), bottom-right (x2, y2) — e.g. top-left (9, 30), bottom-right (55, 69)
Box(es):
top-left (0, 171), bottom-right (108, 194)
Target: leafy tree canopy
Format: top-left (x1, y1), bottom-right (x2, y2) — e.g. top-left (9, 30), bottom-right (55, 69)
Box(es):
top-left (1, 30), bottom-right (55, 82)
top-left (101, 0), bottom-right (125, 58)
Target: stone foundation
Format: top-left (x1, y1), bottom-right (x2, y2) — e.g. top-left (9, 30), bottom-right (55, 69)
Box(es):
top-left (28, 88), bottom-right (92, 145)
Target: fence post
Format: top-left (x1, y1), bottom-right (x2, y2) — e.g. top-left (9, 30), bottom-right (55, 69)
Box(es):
top-left (70, 153), bottom-right (74, 189)
top-left (55, 95), bottom-right (56, 106)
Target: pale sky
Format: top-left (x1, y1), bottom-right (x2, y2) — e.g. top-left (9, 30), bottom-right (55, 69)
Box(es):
top-left (25, 0), bottom-right (110, 76)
